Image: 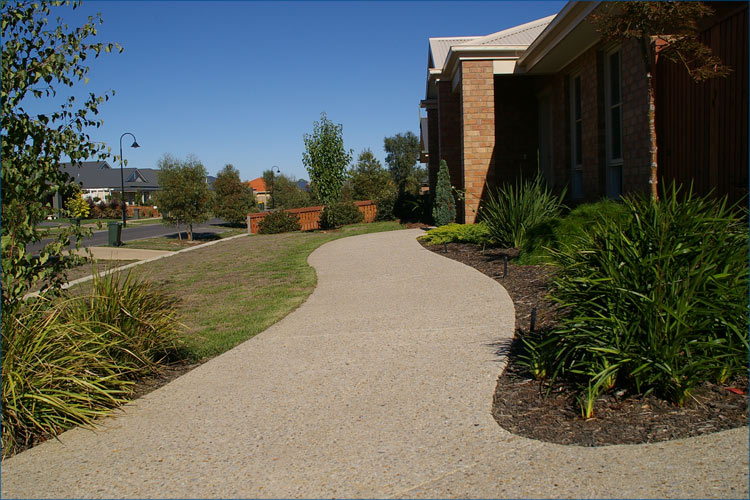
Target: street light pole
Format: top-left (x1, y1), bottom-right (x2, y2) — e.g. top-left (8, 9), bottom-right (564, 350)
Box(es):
top-left (119, 132), bottom-right (140, 227)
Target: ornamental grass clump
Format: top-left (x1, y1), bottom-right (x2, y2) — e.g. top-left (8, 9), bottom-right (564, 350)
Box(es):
top-left (523, 185), bottom-right (749, 417)
top-left (480, 174), bottom-right (566, 248)
top-left (1, 269), bottom-right (184, 457)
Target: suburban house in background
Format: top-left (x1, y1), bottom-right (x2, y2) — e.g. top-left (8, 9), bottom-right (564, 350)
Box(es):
top-left (60, 161), bottom-right (161, 205)
top-left (246, 177), bottom-right (270, 210)
top-left (420, 1), bottom-right (748, 223)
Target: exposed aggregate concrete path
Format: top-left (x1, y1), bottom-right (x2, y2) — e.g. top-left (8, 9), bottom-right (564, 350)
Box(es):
top-left (2, 229), bottom-right (747, 498)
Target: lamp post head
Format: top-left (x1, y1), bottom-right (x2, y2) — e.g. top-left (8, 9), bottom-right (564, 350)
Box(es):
top-left (131, 140), bottom-right (140, 148)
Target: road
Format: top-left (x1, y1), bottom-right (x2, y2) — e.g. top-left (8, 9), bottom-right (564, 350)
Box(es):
top-left (27, 218), bottom-right (231, 254)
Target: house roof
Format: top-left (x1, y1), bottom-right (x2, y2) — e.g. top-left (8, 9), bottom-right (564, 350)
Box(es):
top-left (458, 15), bottom-right (556, 48)
top-left (428, 36), bottom-right (480, 70)
top-left (60, 161), bottom-right (161, 191)
top-left (247, 177), bottom-right (267, 193)
top-left (424, 13), bottom-right (559, 99)
top-left (516, 1), bottom-right (601, 74)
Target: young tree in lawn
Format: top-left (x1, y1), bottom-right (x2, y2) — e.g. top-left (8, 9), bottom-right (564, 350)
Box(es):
top-left (384, 131), bottom-right (421, 196)
top-left (302, 112), bottom-right (353, 206)
top-left (154, 154), bottom-right (213, 241)
top-left (432, 160), bottom-right (456, 226)
top-left (262, 169), bottom-right (276, 209)
top-left (271, 174), bottom-right (311, 209)
top-left (592, 1), bottom-right (731, 200)
top-left (213, 164), bottom-right (255, 225)
top-left (1, 0), bottom-right (121, 308)
top-left (349, 149), bottom-right (395, 201)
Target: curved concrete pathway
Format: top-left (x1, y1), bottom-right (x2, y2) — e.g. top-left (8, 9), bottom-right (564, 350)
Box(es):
top-left (2, 229), bottom-right (747, 498)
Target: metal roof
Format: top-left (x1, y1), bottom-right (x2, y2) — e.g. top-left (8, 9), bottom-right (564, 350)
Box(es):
top-left (427, 15), bottom-right (557, 73)
top-left (459, 15), bottom-right (556, 48)
top-left (428, 36), bottom-right (480, 70)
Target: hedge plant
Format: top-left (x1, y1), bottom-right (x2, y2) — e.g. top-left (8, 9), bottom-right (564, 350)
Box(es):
top-left (258, 210), bottom-right (301, 234)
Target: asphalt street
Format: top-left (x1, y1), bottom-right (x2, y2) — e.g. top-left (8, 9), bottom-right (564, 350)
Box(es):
top-left (28, 217), bottom-right (231, 254)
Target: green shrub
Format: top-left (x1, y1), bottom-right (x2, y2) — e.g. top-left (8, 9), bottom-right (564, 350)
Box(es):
top-left (480, 174), bottom-right (566, 248)
top-left (1, 269), bottom-right (183, 457)
top-left (258, 210), bottom-right (301, 234)
top-left (519, 199), bottom-right (629, 264)
top-left (432, 160), bottom-right (456, 226)
top-left (375, 193), bottom-right (397, 221)
top-left (525, 185), bottom-right (749, 416)
top-left (320, 200), bottom-right (364, 229)
top-left (419, 222), bottom-right (491, 246)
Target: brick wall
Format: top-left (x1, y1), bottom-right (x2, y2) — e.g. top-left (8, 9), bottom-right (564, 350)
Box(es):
top-left (437, 80), bottom-right (463, 220)
top-left (548, 39), bottom-right (650, 203)
top-left (460, 60), bottom-right (495, 224)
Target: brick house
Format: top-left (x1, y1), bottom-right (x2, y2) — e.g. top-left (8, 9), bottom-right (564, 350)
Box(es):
top-left (421, 1), bottom-right (748, 223)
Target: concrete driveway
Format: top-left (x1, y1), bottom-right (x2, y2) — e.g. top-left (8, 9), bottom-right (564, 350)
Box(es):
top-left (2, 229), bottom-right (747, 498)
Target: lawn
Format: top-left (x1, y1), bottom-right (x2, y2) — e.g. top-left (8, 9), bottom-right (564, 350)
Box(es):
top-left (95, 221), bottom-right (404, 360)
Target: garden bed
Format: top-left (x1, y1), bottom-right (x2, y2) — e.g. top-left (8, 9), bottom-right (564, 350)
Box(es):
top-left (420, 240), bottom-right (749, 446)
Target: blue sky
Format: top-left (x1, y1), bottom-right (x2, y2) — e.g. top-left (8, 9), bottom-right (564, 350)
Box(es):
top-left (44, 1), bottom-right (566, 182)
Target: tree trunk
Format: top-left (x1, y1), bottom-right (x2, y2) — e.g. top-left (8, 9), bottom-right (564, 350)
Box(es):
top-left (641, 36), bottom-right (659, 201)
top-left (647, 71), bottom-right (659, 201)
top-left (187, 223), bottom-right (193, 241)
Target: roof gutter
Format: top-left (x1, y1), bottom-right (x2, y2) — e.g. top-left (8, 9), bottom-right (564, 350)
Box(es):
top-left (441, 45), bottom-right (529, 82)
top-left (516, 1), bottom-right (601, 73)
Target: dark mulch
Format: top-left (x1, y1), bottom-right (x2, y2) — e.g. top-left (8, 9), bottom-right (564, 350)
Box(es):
top-left (420, 239), bottom-right (749, 447)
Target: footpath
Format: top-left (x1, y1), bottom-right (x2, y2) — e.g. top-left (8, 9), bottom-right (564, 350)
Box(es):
top-left (2, 229), bottom-right (747, 498)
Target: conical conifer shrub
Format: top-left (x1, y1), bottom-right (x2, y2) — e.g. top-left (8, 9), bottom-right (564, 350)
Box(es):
top-left (432, 160), bottom-right (456, 226)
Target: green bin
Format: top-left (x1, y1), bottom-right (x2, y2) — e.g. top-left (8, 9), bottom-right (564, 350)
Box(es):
top-left (108, 221), bottom-right (122, 247)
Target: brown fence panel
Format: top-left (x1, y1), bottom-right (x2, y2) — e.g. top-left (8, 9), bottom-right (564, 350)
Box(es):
top-left (126, 205), bottom-right (161, 218)
top-left (655, 4), bottom-right (748, 204)
top-left (246, 200), bottom-right (377, 234)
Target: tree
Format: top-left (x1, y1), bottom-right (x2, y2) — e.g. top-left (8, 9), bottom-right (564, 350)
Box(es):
top-left (1, 0), bottom-right (121, 308)
top-left (384, 131), bottom-right (421, 195)
top-left (213, 164), bottom-right (255, 225)
top-left (349, 149), bottom-right (395, 201)
top-left (592, 1), bottom-right (731, 200)
top-left (302, 112), bottom-right (352, 205)
top-left (262, 169), bottom-right (276, 209)
top-left (153, 154), bottom-right (213, 241)
top-left (432, 160), bottom-right (456, 226)
top-left (271, 174), bottom-right (311, 209)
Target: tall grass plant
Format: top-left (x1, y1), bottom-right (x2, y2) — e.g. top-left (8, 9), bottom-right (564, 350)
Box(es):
top-left (480, 174), bottom-right (565, 248)
top-left (523, 185), bottom-right (749, 415)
